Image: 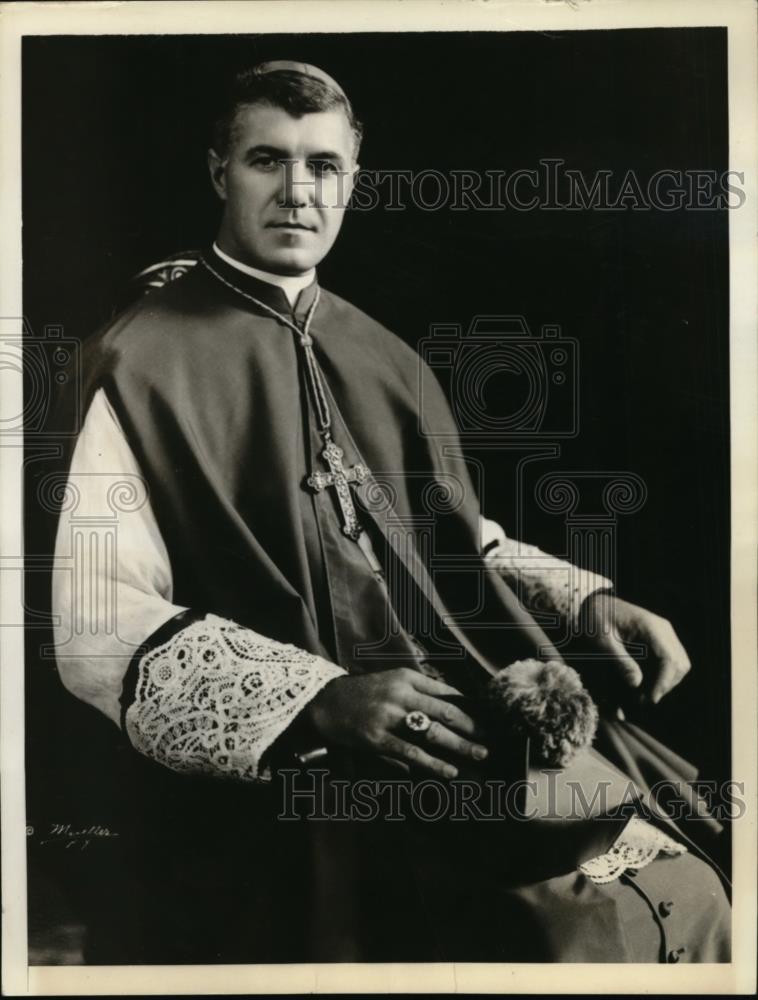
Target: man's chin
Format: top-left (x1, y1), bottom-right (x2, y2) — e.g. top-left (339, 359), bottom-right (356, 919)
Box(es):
top-left (254, 250), bottom-right (322, 277)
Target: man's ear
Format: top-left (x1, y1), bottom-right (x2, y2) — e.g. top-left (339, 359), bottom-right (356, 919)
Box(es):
top-left (208, 148), bottom-right (228, 200)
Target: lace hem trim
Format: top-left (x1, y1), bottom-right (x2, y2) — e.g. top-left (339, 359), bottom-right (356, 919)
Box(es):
top-left (124, 613), bottom-right (344, 783)
top-left (483, 536), bottom-right (613, 623)
top-left (579, 816), bottom-right (687, 884)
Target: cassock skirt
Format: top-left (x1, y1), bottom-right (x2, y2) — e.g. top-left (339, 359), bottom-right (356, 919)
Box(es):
top-left (81, 722), bottom-right (730, 965)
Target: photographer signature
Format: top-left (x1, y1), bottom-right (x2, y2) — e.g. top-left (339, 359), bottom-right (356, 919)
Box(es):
top-left (32, 822), bottom-right (119, 851)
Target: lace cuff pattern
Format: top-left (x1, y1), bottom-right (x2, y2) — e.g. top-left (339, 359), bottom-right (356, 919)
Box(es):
top-left (579, 816), bottom-right (687, 884)
top-left (124, 613), bottom-right (344, 783)
top-left (483, 536), bottom-right (613, 624)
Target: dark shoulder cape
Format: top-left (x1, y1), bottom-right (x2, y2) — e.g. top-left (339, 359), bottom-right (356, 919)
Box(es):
top-left (75, 250), bottom-right (557, 681)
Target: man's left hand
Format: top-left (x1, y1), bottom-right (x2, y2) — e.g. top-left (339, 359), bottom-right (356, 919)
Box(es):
top-left (579, 592), bottom-right (691, 704)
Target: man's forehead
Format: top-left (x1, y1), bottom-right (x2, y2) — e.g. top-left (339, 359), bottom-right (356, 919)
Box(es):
top-left (230, 103), bottom-right (354, 156)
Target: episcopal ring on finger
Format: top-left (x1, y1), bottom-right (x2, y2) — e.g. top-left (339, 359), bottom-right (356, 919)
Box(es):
top-left (404, 710), bottom-right (432, 733)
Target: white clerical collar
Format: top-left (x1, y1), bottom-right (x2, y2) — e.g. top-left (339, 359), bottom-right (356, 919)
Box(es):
top-left (212, 242), bottom-right (315, 308)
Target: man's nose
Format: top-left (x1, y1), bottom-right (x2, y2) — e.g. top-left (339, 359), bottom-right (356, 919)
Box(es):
top-left (280, 159), bottom-right (315, 208)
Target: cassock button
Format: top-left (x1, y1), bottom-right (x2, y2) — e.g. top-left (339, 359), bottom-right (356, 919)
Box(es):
top-left (659, 900), bottom-right (675, 917)
top-left (667, 947), bottom-right (686, 963)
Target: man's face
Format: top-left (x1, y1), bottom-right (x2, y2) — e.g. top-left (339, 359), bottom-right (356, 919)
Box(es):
top-left (209, 103), bottom-right (357, 275)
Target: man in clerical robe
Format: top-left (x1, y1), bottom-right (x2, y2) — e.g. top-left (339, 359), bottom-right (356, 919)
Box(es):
top-left (49, 61), bottom-right (730, 963)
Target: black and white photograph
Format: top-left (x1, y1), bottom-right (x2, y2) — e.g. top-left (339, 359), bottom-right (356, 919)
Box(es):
top-left (1, 0), bottom-right (756, 994)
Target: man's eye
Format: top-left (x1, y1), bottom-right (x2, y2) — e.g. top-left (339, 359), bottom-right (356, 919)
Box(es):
top-left (310, 160), bottom-right (340, 175)
top-left (251, 156), bottom-right (278, 171)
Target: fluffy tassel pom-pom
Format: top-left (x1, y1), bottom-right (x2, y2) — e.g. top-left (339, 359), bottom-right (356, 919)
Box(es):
top-left (487, 659), bottom-right (598, 767)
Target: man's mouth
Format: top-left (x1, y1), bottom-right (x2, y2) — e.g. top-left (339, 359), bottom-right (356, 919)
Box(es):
top-left (267, 222), bottom-right (317, 232)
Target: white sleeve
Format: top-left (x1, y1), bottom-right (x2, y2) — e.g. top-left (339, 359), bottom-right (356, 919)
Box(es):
top-left (52, 389), bottom-right (344, 781)
top-left (52, 388), bottom-right (187, 726)
top-left (479, 515), bottom-right (613, 624)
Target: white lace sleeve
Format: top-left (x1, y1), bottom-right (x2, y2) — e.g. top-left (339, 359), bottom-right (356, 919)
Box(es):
top-left (480, 516), bottom-right (613, 624)
top-left (124, 613), bottom-right (345, 783)
top-left (579, 816), bottom-right (687, 884)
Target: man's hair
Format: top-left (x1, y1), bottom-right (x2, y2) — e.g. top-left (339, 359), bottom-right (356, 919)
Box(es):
top-left (211, 66), bottom-right (363, 160)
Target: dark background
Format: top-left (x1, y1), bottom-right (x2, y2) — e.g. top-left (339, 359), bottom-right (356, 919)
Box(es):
top-left (22, 29), bottom-right (730, 959)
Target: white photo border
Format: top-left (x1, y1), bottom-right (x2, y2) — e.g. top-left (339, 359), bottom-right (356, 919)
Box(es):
top-left (1, 0), bottom-right (755, 994)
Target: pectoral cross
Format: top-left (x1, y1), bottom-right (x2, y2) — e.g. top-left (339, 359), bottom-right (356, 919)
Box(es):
top-left (307, 437), bottom-right (370, 541)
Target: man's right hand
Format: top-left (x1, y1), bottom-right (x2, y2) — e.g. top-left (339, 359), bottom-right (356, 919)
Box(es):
top-left (304, 668), bottom-right (490, 779)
